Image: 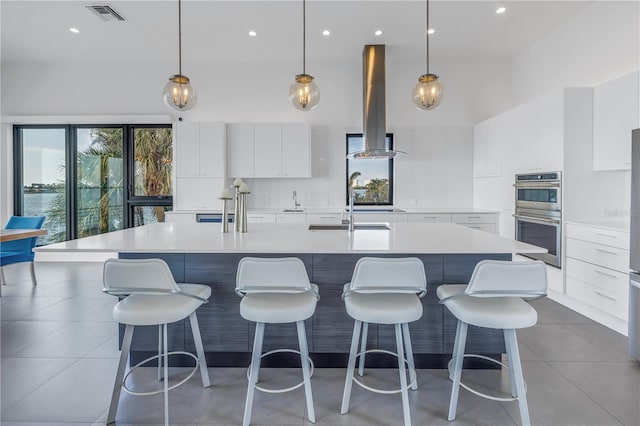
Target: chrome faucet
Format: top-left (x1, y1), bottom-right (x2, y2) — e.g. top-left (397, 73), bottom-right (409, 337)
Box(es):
top-left (342, 187), bottom-right (355, 231)
top-left (293, 190), bottom-right (301, 210)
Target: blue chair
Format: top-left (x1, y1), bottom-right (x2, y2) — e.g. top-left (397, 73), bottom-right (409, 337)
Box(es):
top-left (1, 216), bottom-right (46, 289)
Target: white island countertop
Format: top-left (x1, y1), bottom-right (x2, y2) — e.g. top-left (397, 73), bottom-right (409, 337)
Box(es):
top-left (35, 222), bottom-right (545, 255)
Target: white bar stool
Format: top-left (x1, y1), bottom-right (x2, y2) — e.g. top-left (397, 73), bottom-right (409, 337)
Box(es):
top-left (235, 257), bottom-right (320, 426)
top-left (437, 259), bottom-right (547, 426)
top-left (340, 257), bottom-right (427, 426)
top-left (103, 258), bottom-right (212, 426)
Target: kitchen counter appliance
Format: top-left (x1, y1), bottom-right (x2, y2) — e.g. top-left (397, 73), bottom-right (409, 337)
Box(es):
top-left (628, 128), bottom-right (640, 361)
top-left (514, 171), bottom-right (562, 267)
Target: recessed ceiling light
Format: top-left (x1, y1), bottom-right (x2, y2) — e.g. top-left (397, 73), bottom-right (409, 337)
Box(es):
top-left (427, 28), bottom-right (435, 35)
top-left (496, 7), bottom-right (506, 14)
top-left (374, 30), bottom-right (383, 36)
top-left (248, 30), bottom-right (257, 37)
top-left (69, 27), bottom-right (80, 33)
top-left (322, 29), bottom-right (331, 36)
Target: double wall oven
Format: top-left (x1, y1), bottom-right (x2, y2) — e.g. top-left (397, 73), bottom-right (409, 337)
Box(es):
top-left (514, 172), bottom-right (562, 268)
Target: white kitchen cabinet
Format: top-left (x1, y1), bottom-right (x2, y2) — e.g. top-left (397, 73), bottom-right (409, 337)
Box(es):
top-left (164, 212), bottom-right (196, 223)
top-left (593, 71), bottom-right (640, 171)
top-left (174, 177), bottom-right (224, 211)
top-left (306, 213), bottom-right (343, 224)
top-left (472, 120), bottom-right (501, 177)
top-left (352, 212), bottom-right (408, 223)
top-left (281, 123), bottom-right (311, 178)
top-left (254, 123), bottom-right (282, 177)
top-left (452, 213), bottom-right (498, 234)
top-left (175, 121), bottom-right (225, 178)
top-left (227, 123), bottom-right (255, 178)
top-left (276, 213), bottom-right (307, 224)
top-left (246, 213), bottom-right (276, 223)
top-left (228, 123), bottom-right (311, 179)
top-left (535, 91), bottom-right (564, 172)
top-left (406, 213), bottom-right (451, 223)
top-left (565, 222), bottom-right (630, 325)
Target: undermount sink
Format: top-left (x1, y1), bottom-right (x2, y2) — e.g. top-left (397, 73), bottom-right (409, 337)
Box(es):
top-left (282, 209), bottom-right (305, 212)
top-left (308, 223), bottom-right (392, 231)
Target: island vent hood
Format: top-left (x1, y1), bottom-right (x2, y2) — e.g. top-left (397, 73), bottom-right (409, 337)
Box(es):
top-left (350, 44), bottom-right (405, 159)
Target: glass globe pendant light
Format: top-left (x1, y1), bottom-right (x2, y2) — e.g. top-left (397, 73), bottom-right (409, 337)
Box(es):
top-left (412, 0), bottom-right (444, 110)
top-left (289, 0), bottom-right (320, 111)
top-left (163, 0), bottom-right (197, 111)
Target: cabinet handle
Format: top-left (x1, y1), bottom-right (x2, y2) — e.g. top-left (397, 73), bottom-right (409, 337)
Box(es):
top-left (594, 269), bottom-right (618, 279)
top-left (251, 216), bottom-right (264, 219)
top-left (595, 232), bottom-right (618, 238)
top-left (423, 216), bottom-right (438, 219)
top-left (467, 216), bottom-right (481, 219)
top-left (320, 216), bottom-right (337, 219)
top-left (594, 291), bottom-right (617, 302)
top-left (595, 248), bottom-right (618, 255)
top-left (469, 226), bottom-right (481, 229)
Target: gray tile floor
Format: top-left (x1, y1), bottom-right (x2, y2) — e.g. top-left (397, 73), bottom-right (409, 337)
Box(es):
top-left (1, 261), bottom-right (639, 425)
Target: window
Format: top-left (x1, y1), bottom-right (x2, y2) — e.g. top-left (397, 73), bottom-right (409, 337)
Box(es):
top-left (13, 124), bottom-right (172, 243)
top-left (346, 133), bottom-right (394, 206)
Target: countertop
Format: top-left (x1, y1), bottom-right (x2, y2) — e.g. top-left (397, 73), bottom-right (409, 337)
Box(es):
top-left (35, 222), bottom-right (544, 255)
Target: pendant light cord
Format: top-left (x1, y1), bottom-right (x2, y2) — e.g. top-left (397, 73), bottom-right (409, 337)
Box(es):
top-left (178, 0), bottom-right (183, 76)
top-left (426, 0), bottom-right (430, 74)
top-left (302, 0), bottom-right (306, 75)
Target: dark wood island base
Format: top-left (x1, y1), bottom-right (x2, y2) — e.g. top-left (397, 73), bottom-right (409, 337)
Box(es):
top-left (119, 252), bottom-right (510, 368)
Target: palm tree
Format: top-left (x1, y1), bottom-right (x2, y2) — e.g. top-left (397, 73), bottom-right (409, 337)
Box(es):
top-left (45, 127), bottom-right (173, 241)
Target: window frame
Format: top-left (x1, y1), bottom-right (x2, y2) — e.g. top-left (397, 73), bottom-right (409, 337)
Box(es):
top-left (345, 133), bottom-right (395, 206)
top-left (13, 123), bottom-right (173, 241)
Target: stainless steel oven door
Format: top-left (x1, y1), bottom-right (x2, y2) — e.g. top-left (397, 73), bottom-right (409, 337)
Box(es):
top-left (514, 213), bottom-right (562, 267)
top-left (515, 182), bottom-right (562, 212)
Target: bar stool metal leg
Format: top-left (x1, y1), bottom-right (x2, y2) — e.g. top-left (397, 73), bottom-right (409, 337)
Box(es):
top-left (395, 323), bottom-right (411, 426)
top-left (29, 262), bottom-right (37, 285)
top-left (402, 323), bottom-right (418, 391)
top-left (297, 320), bottom-right (316, 423)
top-left (448, 320), bottom-right (468, 422)
top-left (189, 312), bottom-right (211, 387)
top-left (358, 322), bottom-right (369, 377)
top-left (158, 325), bottom-right (163, 382)
top-left (505, 328), bottom-right (530, 426)
top-left (107, 324), bottom-right (134, 424)
top-left (341, 320), bottom-right (362, 415)
top-left (504, 329), bottom-right (518, 398)
top-left (244, 322), bottom-right (265, 426)
top-left (162, 323), bottom-right (169, 426)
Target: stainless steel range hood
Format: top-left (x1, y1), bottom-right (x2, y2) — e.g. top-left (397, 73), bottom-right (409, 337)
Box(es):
top-left (350, 44), bottom-right (405, 159)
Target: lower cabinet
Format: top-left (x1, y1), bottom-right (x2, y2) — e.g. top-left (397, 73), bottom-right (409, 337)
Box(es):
top-left (246, 213), bottom-right (276, 223)
top-left (451, 213), bottom-right (498, 234)
top-left (565, 223), bottom-right (630, 324)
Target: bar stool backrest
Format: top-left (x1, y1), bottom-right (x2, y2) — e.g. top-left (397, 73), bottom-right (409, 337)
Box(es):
top-left (236, 257), bottom-right (312, 294)
top-left (349, 257), bottom-right (426, 294)
top-left (103, 258), bottom-right (181, 296)
top-left (465, 260), bottom-right (547, 299)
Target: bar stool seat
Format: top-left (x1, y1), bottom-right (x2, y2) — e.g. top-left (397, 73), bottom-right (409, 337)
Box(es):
top-left (437, 285), bottom-right (537, 329)
top-left (240, 285), bottom-right (318, 323)
top-left (343, 283), bottom-right (423, 324)
top-left (114, 284), bottom-right (211, 326)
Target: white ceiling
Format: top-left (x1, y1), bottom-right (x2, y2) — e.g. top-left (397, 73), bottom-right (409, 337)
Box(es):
top-left (1, 0), bottom-right (595, 66)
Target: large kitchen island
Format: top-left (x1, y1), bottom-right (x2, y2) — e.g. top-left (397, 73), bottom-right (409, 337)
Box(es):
top-left (36, 222), bottom-right (545, 368)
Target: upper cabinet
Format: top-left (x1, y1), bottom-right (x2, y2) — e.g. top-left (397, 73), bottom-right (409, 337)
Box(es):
top-left (228, 123), bottom-right (311, 179)
top-left (174, 121), bottom-right (226, 178)
top-left (593, 71), bottom-right (640, 171)
top-left (535, 91), bottom-right (564, 172)
top-left (473, 119), bottom-right (501, 178)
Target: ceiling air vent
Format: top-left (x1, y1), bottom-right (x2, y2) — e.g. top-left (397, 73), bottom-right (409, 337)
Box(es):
top-left (85, 4), bottom-right (126, 21)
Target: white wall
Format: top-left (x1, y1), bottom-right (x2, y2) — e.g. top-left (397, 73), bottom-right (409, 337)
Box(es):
top-left (512, 1), bottom-right (640, 104)
top-left (1, 55), bottom-right (510, 210)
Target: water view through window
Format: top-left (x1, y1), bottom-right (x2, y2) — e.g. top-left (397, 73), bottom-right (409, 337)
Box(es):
top-left (346, 133), bottom-right (394, 205)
